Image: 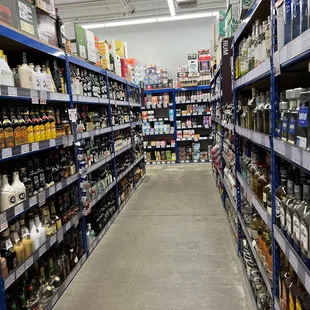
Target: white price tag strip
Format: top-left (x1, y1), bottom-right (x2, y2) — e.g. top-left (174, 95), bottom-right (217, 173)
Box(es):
top-left (50, 139), bottom-right (56, 147)
top-left (56, 182), bottom-right (62, 192)
top-left (29, 195), bottom-right (38, 207)
top-left (2, 148), bottom-right (12, 159)
top-left (39, 244), bottom-right (46, 257)
top-left (8, 87), bottom-right (17, 97)
top-left (57, 230), bottom-right (64, 242)
top-left (32, 142), bottom-right (39, 151)
top-left (50, 234), bottom-right (57, 245)
top-left (303, 150), bottom-right (310, 171)
top-left (21, 144), bottom-right (30, 154)
top-left (14, 203), bottom-right (24, 216)
top-left (68, 109), bottom-right (77, 123)
top-left (5, 272), bottom-right (15, 289)
top-left (25, 256), bottom-right (33, 269)
top-left (38, 191), bottom-right (46, 207)
top-left (49, 186), bottom-right (55, 196)
top-left (0, 212), bottom-right (8, 232)
top-left (16, 264), bottom-right (25, 278)
top-left (291, 147), bottom-right (301, 165)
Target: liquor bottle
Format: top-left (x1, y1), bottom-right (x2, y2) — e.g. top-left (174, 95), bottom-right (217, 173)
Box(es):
top-left (60, 245), bottom-right (70, 277)
top-left (45, 61), bottom-right (57, 92)
top-left (47, 256), bottom-right (61, 289)
top-left (26, 284), bottom-right (40, 310)
top-left (20, 166), bottom-right (33, 198)
top-left (11, 171), bottom-right (26, 204)
top-left (28, 212), bottom-right (40, 251)
top-left (30, 63), bottom-right (40, 90)
top-left (30, 109), bottom-right (40, 143)
top-left (51, 154), bottom-right (60, 183)
top-left (56, 8), bottom-right (66, 50)
top-left (53, 246), bottom-right (64, 281)
top-left (289, 280), bottom-right (304, 310)
top-left (297, 88), bottom-right (310, 148)
top-left (55, 108), bottom-right (63, 137)
top-left (69, 243), bottom-right (78, 269)
top-left (35, 108), bottom-right (45, 141)
top-left (50, 200), bottom-right (62, 231)
top-left (86, 223), bottom-right (95, 248)
top-left (0, 118), bottom-right (5, 149)
top-left (34, 209), bottom-right (46, 247)
top-left (35, 65), bottom-right (47, 91)
top-left (17, 108), bottom-right (28, 145)
top-left (41, 208), bottom-right (54, 237)
top-left (0, 253), bottom-right (8, 279)
top-left (2, 108), bottom-right (14, 148)
top-left (18, 53), bottom-right (33, 89)
top-left (28, 160), bottom-right (40, 195)
top-left (41, 108), bottom-right (51, 140)
top-left (19, 218), bottom-right (33, 259)
top-left (257, 166), bottom-right (269, 203)
top-left (0, 50), bottom-right (14, 86)
top-left (45, 158), bottom-right (54, 188)
top-left (0, 174), bottom-right (17, 212)
top-left (48, 108), bottom-right (57, 139)
top-left (0, 229), bottom-right (17, 272)
top-left (9, 108), bottom-right (21, 146)
top-left (288, 88), bottom-right (302, 145)
top-left (9, 224), bottom-right (24, 266)
top-left (35, 158), bottom-right (45, 192)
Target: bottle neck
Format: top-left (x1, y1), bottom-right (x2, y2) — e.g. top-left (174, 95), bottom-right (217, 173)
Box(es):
top-left (12, 172), bottom-right (20, 182)
top-left (28, 219), bottom-right (35, 230)
top-left (1, 175), bottom-right (9, 186)
top-left (34, 215), bottom-right (41, 227)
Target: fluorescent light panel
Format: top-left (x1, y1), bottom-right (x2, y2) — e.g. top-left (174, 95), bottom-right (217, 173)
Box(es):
top-left (82, 11), bottom-right (218, 29)
top-left (167, 0), bottom-right (176, 16)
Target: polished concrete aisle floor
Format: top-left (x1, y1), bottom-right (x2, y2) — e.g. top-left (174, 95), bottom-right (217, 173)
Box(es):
top-left (55, 164), bottom-right (252, 310)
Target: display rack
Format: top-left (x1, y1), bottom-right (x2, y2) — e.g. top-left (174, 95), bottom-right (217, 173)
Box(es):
top-left (0, 22), bottom-right (145, 310)
top-left (212, 0), bottom-right (310, 308)
top-left (142, 86), bottom-right (213, 164)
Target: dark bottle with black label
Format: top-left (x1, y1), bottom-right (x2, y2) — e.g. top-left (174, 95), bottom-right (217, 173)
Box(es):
top-left (28, 160), bottom-right (39, 195)
top-left (20, 166), bottom-right (33, 198)
top-left (34, 158), bottom-right (45, 191)
top-left (56, 8), bottom-right (66, 49)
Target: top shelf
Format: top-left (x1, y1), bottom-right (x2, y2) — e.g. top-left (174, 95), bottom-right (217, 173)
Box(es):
top-left (144, 85), bottom-right (211, 94)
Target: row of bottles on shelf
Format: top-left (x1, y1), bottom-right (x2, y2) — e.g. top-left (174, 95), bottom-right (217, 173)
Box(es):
top-left (235, 16), bottom-right (271, 78)
top-left (1, 187), bottom-right (79, 275)
top-left (0, 106), bottom-right (70, 148)
top-left (144, 94), bottom-right (170, 107)
top-left (0, 148), bottom-right (76, 212)
top-left (5, 225), bottom-right (84, 310)
top-left (0, 51), bottom-right (65, 93)
top-left (237, 89), bottom-right (271, 135)
top-left (176, 103), bottom-right (211, 115)
top-left (242, 238), bottom-right (272, 309)
top-left (77, 136), bottom-right (112, 172)
top-left (176, 90), bottom-right (210, 103)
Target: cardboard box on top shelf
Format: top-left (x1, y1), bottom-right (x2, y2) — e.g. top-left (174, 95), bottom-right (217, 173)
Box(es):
top-left (0, 0), bottom-right (18, 28)
top-left (26, 0), bottom-right (55, 17)
top-left (217, 10), bottom-right (226, 38)
top-left (99, 41), bottom-right (109, 55)
top-left (101, 59), bottom-right (110, 70)
top-left (66, 22), bottom-right (87, 59)
top-left (114, 54), bottom-right (122, 76)
top-left (121, 59), bottom-right (129, 79)
top-left (36, 10), bottom-right (57, 46)
top-left (94, 36), bottom-right (101, 66)
top-left (115, 40), bottom-right (125, 59)
top-left (16, 0), bottom-right (39, 37)
top-left (106, 39), bottom-right (116, 56)
top-left (85, 29), bottom-right (97, 63)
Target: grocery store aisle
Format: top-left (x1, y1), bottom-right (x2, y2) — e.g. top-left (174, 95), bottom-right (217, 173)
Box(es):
top-left (55, 164), bottom-right (252, 310)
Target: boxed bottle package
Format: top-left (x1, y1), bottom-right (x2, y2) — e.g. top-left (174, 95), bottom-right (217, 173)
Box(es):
top-left (0, 0), bottom-right (18, 28)
top-left (26, 0), bottom-right (55, 17)
top-left (85, 29), bottom-right (97, 63)
top-left (114, 55), bottom-right (122, 76)
top-left (66, 23), bottom-right (87, 59)
top-left (106, 39), bottom-right (116, 56)
top-left (94, 36), bottom-right (101, 66)
top-left (16, 0), bottom-right (39, 37)
top-left (115, 40), bottom-right (125, 59)
top-left (36, 10), bottom-right (57, 47)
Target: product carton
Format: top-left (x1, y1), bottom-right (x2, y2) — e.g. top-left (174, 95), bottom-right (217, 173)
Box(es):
top-left (0, 0), bottom-right (18, 28)
top-left (16, 0), bottom-right (39, 37)
top-left (101, 59), bottom-right (110, 70)
top-left (65, 22), bottom-right (87, 59)
top-left (94, 36), bottom-right (100, 66)
top-left (26, 0), bottom-right (55, 17)
top-left (217, 10), bottom-right (226, 38)
top-left (115, 40), bottom-right (125, 59)
top-left (85, 29), bottom-right (97, 63)
top-left (114, 54), bottom-right (121, 76)
top-left (106, 39), bottom-right (116, 56)
top-left (36, 10), bottom-right (57, 46)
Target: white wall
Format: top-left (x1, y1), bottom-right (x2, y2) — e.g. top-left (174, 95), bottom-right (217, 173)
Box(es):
top-left (92, 17), bottom-right (216, 79)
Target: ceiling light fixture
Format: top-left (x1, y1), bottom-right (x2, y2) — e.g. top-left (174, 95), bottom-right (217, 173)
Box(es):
top-left (82, 11), bottom-right (219, 29)
top-left (120, 0), bottom-right (129, 9)
top-left (167, 0), bottom-right (176, 16)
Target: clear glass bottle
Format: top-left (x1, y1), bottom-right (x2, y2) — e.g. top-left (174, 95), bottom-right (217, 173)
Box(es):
top-left (19, 218), bottom-right (33, 260)
top-left (9, 224), bottom-right (24, 266)
top-left (0, 229), bottom-right (17, 272)
top-left (41, 208), bottom-right (54, 237)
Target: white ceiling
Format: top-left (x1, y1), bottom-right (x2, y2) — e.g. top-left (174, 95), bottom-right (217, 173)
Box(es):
top-left (55, 0), bottom-right (225, 24)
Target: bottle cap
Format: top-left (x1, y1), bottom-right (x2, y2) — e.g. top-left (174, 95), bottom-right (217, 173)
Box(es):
top-left (9, 224), bottom-right (15, 232)
top-left (294, 87), bottom-right (303, 99)
top-left (19, 219), bottom-right (25, 226)
top-left (1, 229), bottom-right (9, 238)
top-left (280, 101), bottom-right (288, 111)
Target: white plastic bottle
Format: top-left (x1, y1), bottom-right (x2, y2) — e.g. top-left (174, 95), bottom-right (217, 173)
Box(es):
top-left (35, 65), bottom-right (47, 91)
top-left (29, 63), bottom-right (40, 90)
top-left (0, 50), bottom-right (14, 86)
top-left (34, 209), bottom-right (46, 246)
top-left (0, 174), bottom-right (17, 212)
top-left (28, 213), bottom-right (40, 251)
top-left (42, 65), bottom-right (54, 92)
top-left (18, 52), bottom-right (33, 89)
top-left (11, 171), bottom-right (26, 205)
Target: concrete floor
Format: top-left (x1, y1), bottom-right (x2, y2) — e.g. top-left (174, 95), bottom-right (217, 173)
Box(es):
top-left (54, 164), bottom-right (252, 310)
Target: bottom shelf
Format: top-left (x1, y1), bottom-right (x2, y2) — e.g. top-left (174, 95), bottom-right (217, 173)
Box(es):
top-left (45, 254), bottom-right (87, 310)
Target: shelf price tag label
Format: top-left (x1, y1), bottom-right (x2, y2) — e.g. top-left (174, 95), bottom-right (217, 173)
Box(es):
top-left (49, 186), bottom-right (55, 196)
top-left (50, 234), bottom-right (57, 246)
top-left (57, 229), bottom-right (64, 242)
top-left (50, 139), bottom-right (56, 147)
top-left (62, 136), bottom-right (69, 148)
top-left (14, 203), bottom-right (24, 216)
top-left (38, 191), bottom-right (46, 207)
top-left (30, 89), bottom-right (39, 104)
top-left (56, 182), bottom-right (62, 192)
top-left (68, 109), bottom-right (77, 123)
top-left (25, 256), bottom-right (33, 269)
top-left (302, 150), bottom-right (310, 170)
top-left (31, 142), bottom-right (39, 152)
top-left (21, 144), bottom-right (30, 154)
top-left (39, 244), bottom-right (46, 257)
top-left (5, 273), bottom-right (15, 290)
top-left (0, 213), bottom-right (8, 232)
top-left (2, 148), bottom-right (12, 159)
top-left (291, 147), bottom-right (301, 165)
top-left (16, 264), bottom-right (25, 279)
top-left (8, 87), bottom-right (17, 97)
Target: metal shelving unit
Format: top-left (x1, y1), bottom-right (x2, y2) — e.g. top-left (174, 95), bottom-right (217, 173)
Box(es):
top-left (212, 0), bottom-right (310, 308)
top-left (0, 22), bottom-right (146, 310)
top-left (143, 86), bottom-right (212, 164)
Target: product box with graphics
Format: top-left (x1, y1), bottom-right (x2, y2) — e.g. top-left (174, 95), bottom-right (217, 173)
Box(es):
top-left (36, 10), bottom-right (57, 46)
top-left (85, 29), bottom-right (97, 63)
top-left (16, 0), bottom-right (39, 37)
top-left (0, 0), bottom-right (18, 28)
top-left (25, 0), bottom-right (55, 17)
